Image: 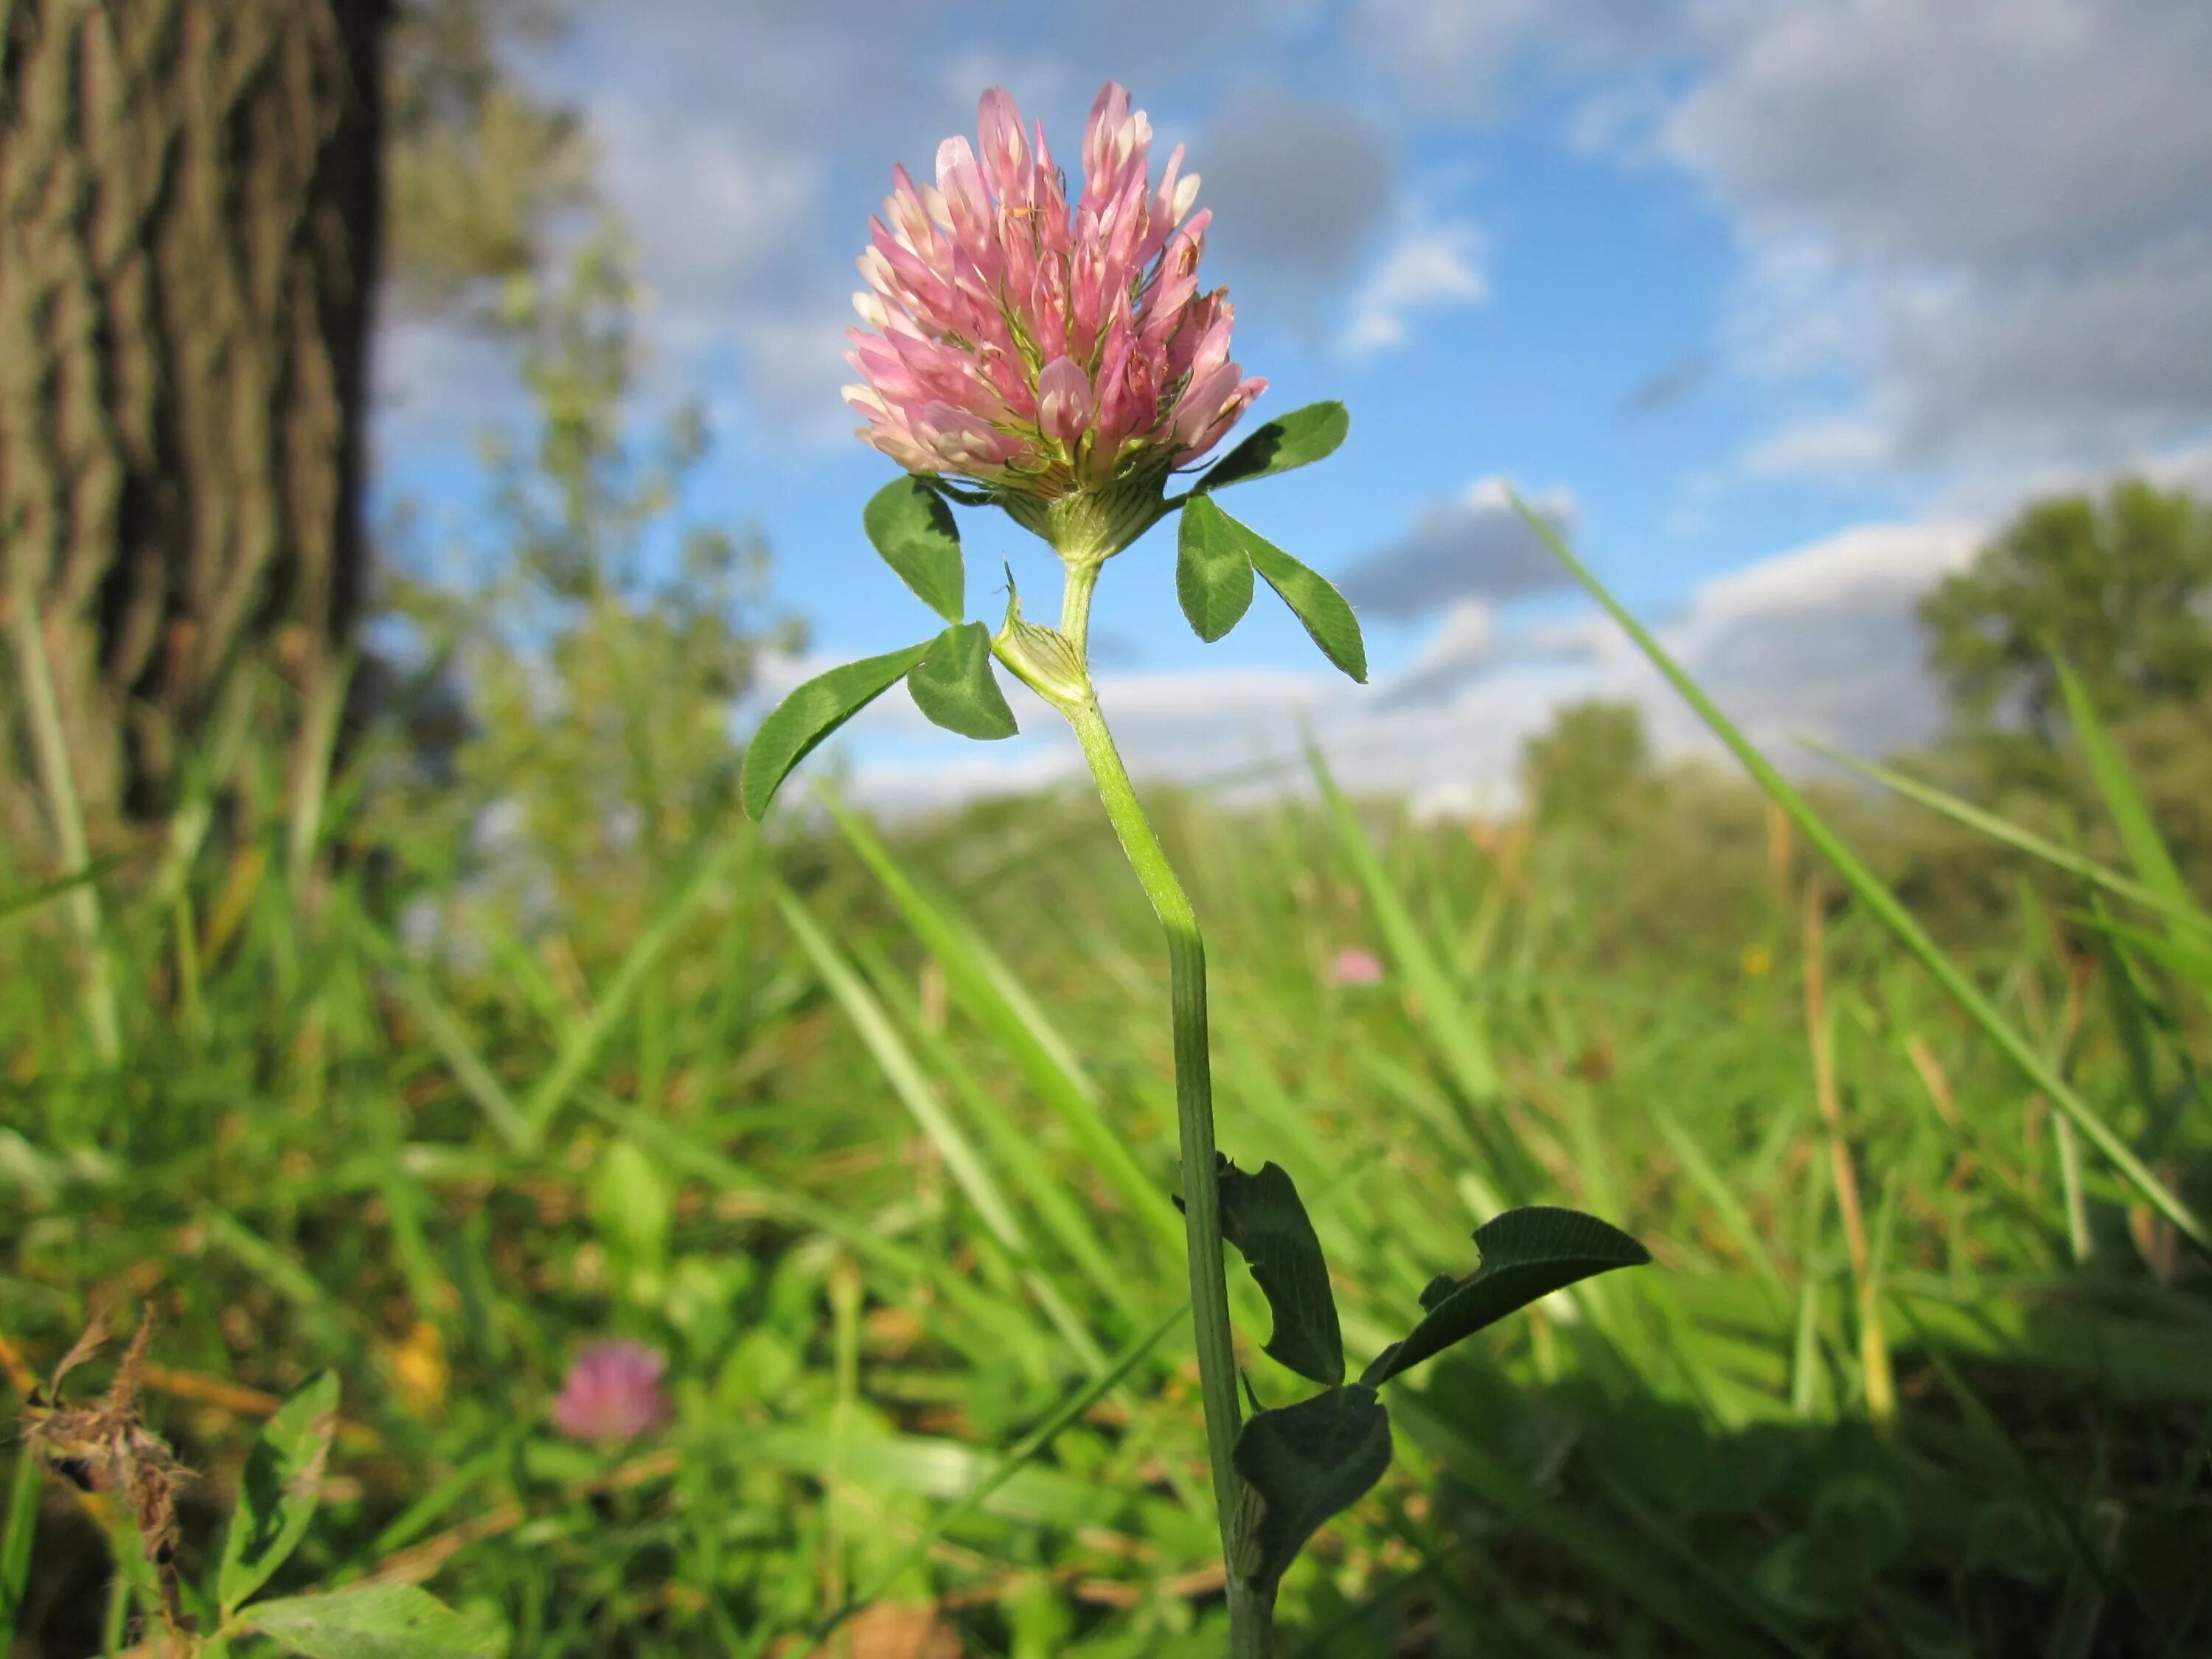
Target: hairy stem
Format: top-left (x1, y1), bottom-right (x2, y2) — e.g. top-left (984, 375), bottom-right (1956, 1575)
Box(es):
top-left (996, 529), bottom-right (1267, 1655)
top-left (1065, 697), bottom-right (1265, 1654)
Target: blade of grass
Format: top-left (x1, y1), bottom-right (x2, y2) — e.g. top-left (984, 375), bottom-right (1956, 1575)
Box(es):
top-left (578, 1091), bottom-right (1048, 1363)
top-left (821, 790), bottom-right (1180, 1251)
top-left (1392, 1394), bottom-right (1784, 1659)
top-left (2053, 657), bottom-right (2202, 937)
top-left (520, 830), bottom-right (752, 1147)
top-left (1514, 495), bottom-right (2208, 1248)
top-left (778, 886), bottom-right (1029, 1250)
top-left (1646, 1102), bottom-right (1789, 1312)
top-left (0, 848), bottom-right (140, 929)
top-left (0, 1450), bottom-right (39, 1652)
top-left (846, 930), bottom-right (1145, 1327)
top-left (774, 886), bottom-right (1107, 1367)
top-left (363, 935), bottom-right (532, 1152)
top-left (1804, 740), bottom-right (2211, 939)
top-left (1308, 744), bottom-right (1501, 1107)
top-left (6, 556), bottom-right (120, 1065)
top-left (799, 1299), bottom-right (1186, 1653)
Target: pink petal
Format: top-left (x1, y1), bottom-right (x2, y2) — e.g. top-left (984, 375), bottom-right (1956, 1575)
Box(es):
top-left (1036, 356), bottom-right (1093, 446)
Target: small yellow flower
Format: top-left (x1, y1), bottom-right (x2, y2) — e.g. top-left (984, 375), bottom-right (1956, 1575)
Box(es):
top-left (387, 1319), bottom-right (449, 1417)
top-left (1741, 943), bottom-right (1773, 978)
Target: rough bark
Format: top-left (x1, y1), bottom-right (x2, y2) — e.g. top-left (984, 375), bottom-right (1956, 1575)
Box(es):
top-left (0, 0), bottom-right (383, 838)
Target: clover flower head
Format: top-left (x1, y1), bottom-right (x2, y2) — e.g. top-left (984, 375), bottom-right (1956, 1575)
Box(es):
top-left (844, 82), bottom-right (1265, 500)
top-left (550, 1340), bottom-right (670, 1443)
top-left (1329, 947), bottom-right (1385, 987)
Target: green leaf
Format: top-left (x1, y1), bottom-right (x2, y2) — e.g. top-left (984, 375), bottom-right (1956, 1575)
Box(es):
top-left (1361, 1206), bottom-right (1649, 1386)
top-left (1196, 401), bottom-right (1349, 493)
top-left (590, 1138), bottom-right (672, 1268)
top-left (740, 640), bottom-right (936, 818)
top-left (864, 476), bottom-right (965, 623)
top-left (1175, 496), bottom-right (1256, 642)
top-left (218, 1371), bottom-right (340, 1615)
top-left (908, 622), bottom-right (1018, 740)
top-left (1208, 1156), bottom-right (1343, 1384)
top-left (244, 1584), bottom-right (503, 1658)
top-left (1231, 510), bottom-right (1368, 682)
top-left (1231, 1385), bottom-right (1392, 1590)
top-left (1753, 1476), bottom-right (1911, 1620)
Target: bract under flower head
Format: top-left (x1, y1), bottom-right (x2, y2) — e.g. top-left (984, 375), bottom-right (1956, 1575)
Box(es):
top-left (844, 83), bottom-right (1266, 504)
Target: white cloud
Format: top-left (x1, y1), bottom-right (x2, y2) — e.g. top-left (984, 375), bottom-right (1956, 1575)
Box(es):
top-left (1742, 417), bottom-right (1892, 479)
top-left (1197, 86), bottom-right (1397, 300)
top-left (1343, 0), bottom-right (2212, 493)
top-left (1340, 476), bottom-right (1576, 617)
top-left (1654, 0), bottom-right (2212, 481)
top-left (1662, 1), bottom-right (2212, 269)
top-left (1352, 0), bottom-right (1678, 121)
top-left (1377, 599), bottom-right (1498, 706)
top-left (1342, 219), bottom-right (1489, 353)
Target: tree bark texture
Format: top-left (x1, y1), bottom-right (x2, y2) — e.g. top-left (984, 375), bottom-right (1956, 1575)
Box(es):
top-left (1, 0), bottom-right (383, 837)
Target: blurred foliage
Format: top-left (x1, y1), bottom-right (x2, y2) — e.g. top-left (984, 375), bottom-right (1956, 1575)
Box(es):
top-left (1919, 480), bottom-right (2212, 785)
top-left (385, 0), bottom-right (592, 307)
top-left (1517, 699), bottom-right (1655, 835)
top-left (371, 232), bottom-right (801, 954)
top-left (1921, 479), bottom-right (2212, 734)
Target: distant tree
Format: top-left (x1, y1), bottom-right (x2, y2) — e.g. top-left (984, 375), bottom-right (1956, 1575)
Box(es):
top-left (374, 235), bottom-right (799, 949)
top-left (1520, 699), bottom-right (1655, 831)
top-left (0, 0), bottom-right (582, 849)
top-left (1919, 480), bottom-right (2212, 744)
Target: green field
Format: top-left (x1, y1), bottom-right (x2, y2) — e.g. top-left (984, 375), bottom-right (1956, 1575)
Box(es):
top-left (6, 626), bottom-right (2210, 1656)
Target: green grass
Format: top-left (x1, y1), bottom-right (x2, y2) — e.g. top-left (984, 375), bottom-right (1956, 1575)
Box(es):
top-left (5, 666), bottom-right (2212, 1655)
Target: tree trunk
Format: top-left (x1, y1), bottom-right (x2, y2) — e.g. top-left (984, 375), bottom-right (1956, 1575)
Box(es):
top-left (0, 0), bottom-right (383, 842)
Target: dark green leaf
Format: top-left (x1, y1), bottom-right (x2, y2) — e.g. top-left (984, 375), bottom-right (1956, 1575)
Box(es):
top-left (244, 1584), bottom-right (502, 1658)
top-left (1175, 497), bottom-right (1256, 642)
top-left (1237, 513), bottom-right (1368, 683)
top-left (1196, 401), bottom-right (1349, 493)
top-left (218, 1371), bottom-right (339, 1614)
top-left (1753, 1477), bottom-right (1910, 1620)
top-left (908, 622), bottom-right (1018, 740)
top-left (740, 641), bottom-right (936, 819)
top-left (1232, 1385), bottom-right (1392, 1590)
top-left (1214, 1157), bottom-right (1343, 1384)
top-left (1361, 1206), bottom-right (1649, 1386)
top-left (864, 476), bottom-right (965, 623)
top-left (1965, 1498), bottom-right (2062, 1586)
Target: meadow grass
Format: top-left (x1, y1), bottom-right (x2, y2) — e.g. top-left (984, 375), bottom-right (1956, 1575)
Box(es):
top-left (4, 650), bottom-right (2211, 1655)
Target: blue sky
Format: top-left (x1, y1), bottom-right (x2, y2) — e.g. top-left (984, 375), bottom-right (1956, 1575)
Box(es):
top-left (374, 0), bottom-right (2212, 813)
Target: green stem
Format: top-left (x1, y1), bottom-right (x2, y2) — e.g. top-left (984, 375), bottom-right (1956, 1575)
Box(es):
top-left (1065, 697), bottom-right (1267, 1656)
top-left (995, 519), bottom-right (1268, 1655)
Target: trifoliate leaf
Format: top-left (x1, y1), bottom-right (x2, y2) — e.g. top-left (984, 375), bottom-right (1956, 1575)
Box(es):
top-left (740, 640), bottom-right (936, 818)
top-left (1197, 402), bottom-right (1349, 493)
top-left (1360, 1206), bottom-right (1649, 1386)
top-left (909, 622), bottom-right (1018, 740)
top-left (1176, 497), bottom-right (1258, 643)
top-left (1232, 1385), bottom-right (1393, 1590)
top-left (864, 476), bottom-right (965, 623)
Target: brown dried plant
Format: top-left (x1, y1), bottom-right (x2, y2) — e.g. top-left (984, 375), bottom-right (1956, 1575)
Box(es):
top-left (21, 1309), bottom-right (195, 1641)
